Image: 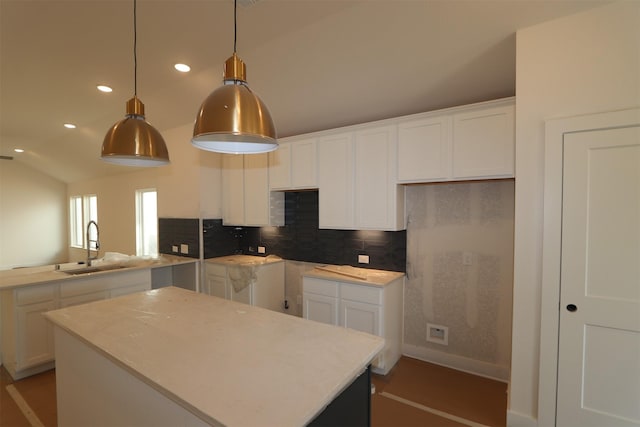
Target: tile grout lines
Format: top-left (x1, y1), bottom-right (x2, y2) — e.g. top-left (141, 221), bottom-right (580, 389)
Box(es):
top-left (5, 384), bottom-right (45, 427)
top-left (378, 391), bottom-right (492, 427)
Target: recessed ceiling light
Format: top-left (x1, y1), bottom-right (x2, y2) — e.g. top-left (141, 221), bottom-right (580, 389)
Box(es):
top-left (14, 148), bottom-right (24, 153)
top-left (64, 123), bottom-right (77, 129)
top-left (174, 63), bottom-right (191, 73)
top-left (97, 85), bottom-right (113, 93)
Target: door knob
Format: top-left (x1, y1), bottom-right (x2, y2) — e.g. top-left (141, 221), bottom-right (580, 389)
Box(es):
top-left (566, 304), bottom-right (577, 312)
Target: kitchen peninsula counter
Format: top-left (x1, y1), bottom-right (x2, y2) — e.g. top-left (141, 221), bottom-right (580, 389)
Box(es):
top-left (45, 286), bottom-right (384, 426)
top-left (0, 254), bottom-right (196, 290)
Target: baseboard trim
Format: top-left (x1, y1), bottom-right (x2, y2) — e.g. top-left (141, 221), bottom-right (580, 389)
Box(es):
top-left (506, 410), bottom-right (538, 427)
top-left (402, 344), bottom-right (509, 382)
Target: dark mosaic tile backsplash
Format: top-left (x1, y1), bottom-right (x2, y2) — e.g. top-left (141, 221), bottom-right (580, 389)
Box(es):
top-left (158, 218), bottom-right (200, 259)
top-left (201, 191), bottom-right (407, 272)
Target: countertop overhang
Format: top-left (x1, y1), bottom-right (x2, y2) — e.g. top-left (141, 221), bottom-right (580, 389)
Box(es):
top-left (45, 287), bottom-right (384, 427)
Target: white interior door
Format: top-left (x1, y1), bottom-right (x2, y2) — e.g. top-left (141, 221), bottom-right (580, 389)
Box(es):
top-left (557, 125), bottom-right (640, 426)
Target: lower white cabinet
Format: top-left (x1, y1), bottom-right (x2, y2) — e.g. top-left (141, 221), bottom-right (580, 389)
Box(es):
top-left (302, 274), bottom-right (403, 375)
top-left (204, 258), bottom-right (285, 313)
top-left (0, 269), bottom-right (152, 380)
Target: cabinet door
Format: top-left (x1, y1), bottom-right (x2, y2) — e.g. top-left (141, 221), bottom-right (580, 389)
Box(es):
top-left (341, 299), bottom-right (381, 336)
top-left (303, 293), bottom-right (339, 326)
top-left (291, 139), bottom-right (317, 188)
top-left (397, 116), bottom-right (451, 182)
top-left (318, 132), bottom-right (354, 229)
top-left (244, 153), bottom-right (270, 226)
top-left (230, 282), bottom-right (252, 305)
top-left (16, 300), bottom-right (56, 370)
top-left (268, 143), bottom-right (291, 190)
top-left (222, 154), bottom-right (245, 225)
top-left (206, 273), bottom-right (228, 299)
top-left (355, 125), bottom-right (403, 230)
top-left (59, 291), bottom-right (108, 308)
top-left (452, 104), bottom-right (514, 179)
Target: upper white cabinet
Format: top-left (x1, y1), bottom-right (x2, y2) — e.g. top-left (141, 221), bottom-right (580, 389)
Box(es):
top-left (451, 103), bottom-right (514, 179)
top-left (354, 125), bottom-right (405, 230)
top-left (398, 116), bottom-right (451, 181)
top-left (317, 126), bottom-right (405, 231)
top-left (269, 138), bottom-right (317, 190)
top-left (222, 154), bottom-right (284, 227)
top-left (318, 132), bottom-right (355, 229)
top-left (397, 98), bottom-right (515, 183)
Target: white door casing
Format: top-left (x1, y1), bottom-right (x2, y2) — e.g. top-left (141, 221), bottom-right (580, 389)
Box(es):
top-left (540, 108), bottom-right (640, 427)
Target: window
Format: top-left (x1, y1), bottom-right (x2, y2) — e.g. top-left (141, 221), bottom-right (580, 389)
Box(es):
top-left (69, 194), bottom-right (98, 249)
top-left (136, 189), bottom-right (158, 257)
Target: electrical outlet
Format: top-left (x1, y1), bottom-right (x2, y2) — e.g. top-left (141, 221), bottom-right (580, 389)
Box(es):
top-left (426, 323), bottom-right (449, 345)
top-left (180, 244), bottom-right (189, 254)
top-left (463, 251), bottom-right (473, 266)
top-left (258, 246), bottom-right (266, 254)
top-left (172, 245), bottom-right (178, 253)
top-left (358, 255), bottom-right (370, 264)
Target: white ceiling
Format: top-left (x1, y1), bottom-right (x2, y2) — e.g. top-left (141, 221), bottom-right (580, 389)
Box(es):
top-left (0, 0), bottom-right (606, 183)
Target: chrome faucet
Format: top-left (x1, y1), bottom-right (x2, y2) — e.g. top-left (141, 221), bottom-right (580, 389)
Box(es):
top-left (86, 220), bottom-right (100, 266)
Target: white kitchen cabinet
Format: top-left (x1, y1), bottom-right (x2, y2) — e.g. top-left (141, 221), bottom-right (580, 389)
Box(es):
top-left (397, 115), bottom-right (452, 182)
top-left (354, 125), bottom-right (405, 230)
top-left (451, 103), bottom-right (515, 179)
top-left (204, 256), bottom-right (285, 313)
top-left (0, 268), bottom-right (152, 380)
top-left (302, 272), bottom-right (404, 374)
top-left (397, 98), bottom-right (515, 183)
top-left (222, 154), bottom-right (284, 227)
top-left (318, 132), bottom-right (355, 229)
top-left (269, 138), bottom-right (318, 190)
top-left (317, 127), bottom-right (404, 231)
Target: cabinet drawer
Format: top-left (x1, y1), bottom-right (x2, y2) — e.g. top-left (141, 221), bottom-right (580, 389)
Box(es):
top-left (340, 283), bottom-right (382, 305)
top-left (303, 277), bottom-right (338, 297)
top-left (206, 263), bottom-right (227, 277)
top-left (16, 285), bottom-right (55, 305)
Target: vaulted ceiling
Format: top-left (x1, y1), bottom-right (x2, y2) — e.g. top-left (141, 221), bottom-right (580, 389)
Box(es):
top-left (0, 0), bottom-right (606, 183)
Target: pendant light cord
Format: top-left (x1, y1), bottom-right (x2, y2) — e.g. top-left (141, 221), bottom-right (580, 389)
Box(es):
top-left (233, 0), bottom-right (237, 54)
top-left (133, 0), bottom-right (138, 97)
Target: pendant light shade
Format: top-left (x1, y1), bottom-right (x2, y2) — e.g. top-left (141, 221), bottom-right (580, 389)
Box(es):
top-left (101, 97), bottom-right (170, 166)
top-left (100, 0), bottom-right (170, 166)
top-left (191, 2), bottom-right (277, 154)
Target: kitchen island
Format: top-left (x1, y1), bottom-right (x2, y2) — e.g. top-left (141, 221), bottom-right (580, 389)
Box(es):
top-left (45, 286), bottom-right (384, 426)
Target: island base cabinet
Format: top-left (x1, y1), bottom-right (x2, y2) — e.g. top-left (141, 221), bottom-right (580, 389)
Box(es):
top-left (54, 327), bottom-right (210, 427)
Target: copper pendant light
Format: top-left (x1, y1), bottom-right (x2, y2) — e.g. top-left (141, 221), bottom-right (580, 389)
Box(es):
top-left (101, 0), bottom-right (170, 166)
top-left (191, 0), bottom-right (277, 154)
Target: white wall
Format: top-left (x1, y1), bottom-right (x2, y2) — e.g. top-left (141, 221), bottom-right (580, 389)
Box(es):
top-left (156, 123), bottom-right (223, 219)
top-left (0, 161), bottom-right (67, 269)
top-left (67, 169), bottom-right (157, 261)
top-left (510, 2), bottom-right (639, 425)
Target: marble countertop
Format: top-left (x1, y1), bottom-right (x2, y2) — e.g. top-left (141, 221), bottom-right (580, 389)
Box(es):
top-left (0, 254), bottom-right (197, 290)
top-left (303, 264), bottom-right (405, 287)
top-left (206, 254), bottom-right (284, 266)
top-left (45, 287), bottom-right (384, 427)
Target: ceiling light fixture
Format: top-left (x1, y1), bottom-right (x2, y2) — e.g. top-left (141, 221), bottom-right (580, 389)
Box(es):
top-left (174, 63), bottom-right (191, 73)
top-left (100, 0), bottom-right (170, 167)
top-left (97, 85), bottom-right (113, 93)
top-left (64, 123), bottom-right (77, 129)
top-left (14, 148), bottom-right (24, 153)
top-left (191, 0), bottom-right (277, 154)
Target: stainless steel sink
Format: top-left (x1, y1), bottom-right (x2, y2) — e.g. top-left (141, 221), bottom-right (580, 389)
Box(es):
top-left (61, 264), bottom-right (126, 275)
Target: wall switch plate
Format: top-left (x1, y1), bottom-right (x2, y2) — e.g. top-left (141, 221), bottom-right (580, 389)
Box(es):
top-left (172, 245), bottom-right (178, 253)
top-left (258, 246), bottom-right (266, 254)
top-left (358, 255), bottom-right (370, 264)
top-left (180, 244), bottom-right (189, 254)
